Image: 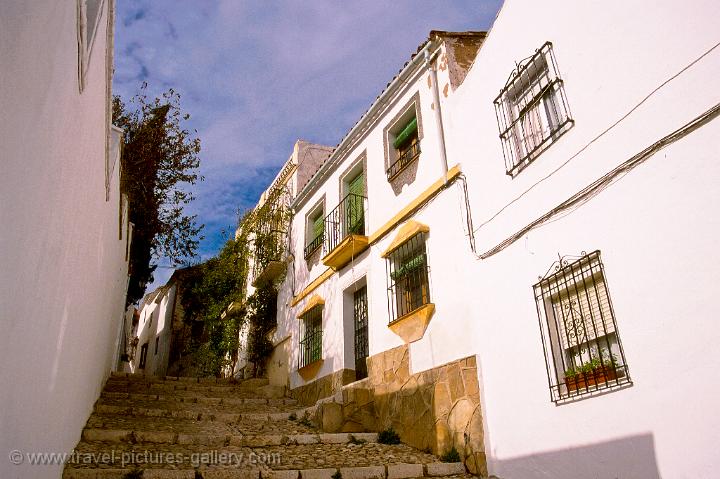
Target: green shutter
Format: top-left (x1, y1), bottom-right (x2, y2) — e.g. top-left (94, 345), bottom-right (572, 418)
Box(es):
top-left (348, 172), bottom-right (364, 196)
top-left (346, 172), bottom-right (365, 234)
top-left (313, 213), bottom-right (324, 238)
top-left (393, 117), bottom-right (418, 149)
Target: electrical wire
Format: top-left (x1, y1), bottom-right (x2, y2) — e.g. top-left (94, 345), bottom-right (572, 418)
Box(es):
top-left (475, 39), bottom-right (720, 233)
top-left (477, 101), bottom-right (720, 260)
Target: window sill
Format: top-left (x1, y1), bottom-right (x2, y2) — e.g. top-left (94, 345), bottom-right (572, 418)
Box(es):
top-left (386, 152), bottom-right (420, 181)
top-left (388, 303), bottom-right (435, 344)
top-left (304, 243), bottom-right (322, 260)
top-left (298, 358), bottom-right (324, 381)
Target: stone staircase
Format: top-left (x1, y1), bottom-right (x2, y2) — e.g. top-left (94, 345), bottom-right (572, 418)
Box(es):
top-left (63, 373), bottom-right (473, 479)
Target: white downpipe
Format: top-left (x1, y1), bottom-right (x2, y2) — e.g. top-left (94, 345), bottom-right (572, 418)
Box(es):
top-left (426, 49), bottom-right (449, 182)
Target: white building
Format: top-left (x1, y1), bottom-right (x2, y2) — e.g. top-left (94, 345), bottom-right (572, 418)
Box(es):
top-left (128, 285), bottom-right (176, 377)
top-left (265, 1), bottom-right (720, 477)
top-left (0, 1), bottom-right (130, 478)
top-left (234, 140), bottom-right (334, 381)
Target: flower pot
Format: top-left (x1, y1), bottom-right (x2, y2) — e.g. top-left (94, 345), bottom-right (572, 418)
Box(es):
top-left (565, 365), bottom-right (619, 393)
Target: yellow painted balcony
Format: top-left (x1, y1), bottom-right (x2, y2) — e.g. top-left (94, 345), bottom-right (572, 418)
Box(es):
top-left (321, 193), bottom-right (369, 270)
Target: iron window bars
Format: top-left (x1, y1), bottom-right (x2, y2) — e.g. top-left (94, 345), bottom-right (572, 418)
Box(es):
top-left (386, 232), bottom-right (431, 323)
top-left (324, 193), bottom-right (367, 254)
top-left (494, 42), bottom-right (573, 177)
top-left (533, 251), bottom-right (631, 402)
top-left (299, 305), bottom-right (323, 368)
top-left (387, 117), bottom-right (421, 180)
top-left (353, 285), bottom-right (369, 380)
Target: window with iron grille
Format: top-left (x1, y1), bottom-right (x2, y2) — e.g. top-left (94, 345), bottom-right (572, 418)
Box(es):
top-left (384, 93), bottom-right (423, 182)
top-left (299, 306), bottom-right (323, 368)
top-left (304, 201), bottom-right (325, 259)
top-left (387, 115), bottom-right (420, 180)
top-left (386, 233), bottom-right (431, 323)
top-left (534, 251), bottom-right (631, 402)
top-left (353, 285), bottom-right (369, 380)
top-left (494, 42), bottom-right (573, 177)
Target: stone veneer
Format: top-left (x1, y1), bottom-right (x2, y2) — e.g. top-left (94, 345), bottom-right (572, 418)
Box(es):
top-left (289, 368), bottom-right (357, 406)
top-left (289, 345), bottom-right (486, 475)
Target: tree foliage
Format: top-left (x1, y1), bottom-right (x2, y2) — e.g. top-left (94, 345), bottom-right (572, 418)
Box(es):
top-left (112, 84), bottom-right (203, 304)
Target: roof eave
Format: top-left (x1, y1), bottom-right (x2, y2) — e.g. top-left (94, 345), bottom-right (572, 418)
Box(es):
top-left (291, 37), bottom-right (443, 211)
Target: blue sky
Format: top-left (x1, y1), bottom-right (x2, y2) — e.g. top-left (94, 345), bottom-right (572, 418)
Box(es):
top-left (113, 0), bottom-right (503, 289)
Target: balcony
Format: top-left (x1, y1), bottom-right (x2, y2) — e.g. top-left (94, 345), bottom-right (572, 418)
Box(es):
top-left (322, 193), bottom-right (369, 270)
top-left (251, 223), bottom-right (288, 288)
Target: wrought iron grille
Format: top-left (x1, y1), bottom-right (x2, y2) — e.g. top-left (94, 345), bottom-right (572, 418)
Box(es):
top-left (251, 212), bottom-right (288, 283)
top-left (353, 285), bottom-right (369, 380)
top-left (304, 232), bottom-right (324, 259)
top-left (299, 306), bottom-right (323, 368)
top-left (387, 140), bottom-right (421, 180)
top-left (533, 251), bottom-right (631, 402)
top-left (324, 193), bottom-right (367, 254)
top-left (494, 42), bottom-right (573, 177)
top-left (386, 232), bottom-right (431, 323)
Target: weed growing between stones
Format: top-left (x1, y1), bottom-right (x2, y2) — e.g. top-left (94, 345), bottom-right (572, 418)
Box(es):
top-left (440, 446), bottom-right (461, 463)
top-left (378, 427), bottom-right (401, 445)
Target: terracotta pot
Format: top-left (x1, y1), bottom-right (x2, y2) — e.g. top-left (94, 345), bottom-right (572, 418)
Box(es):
top-left (565, 365), bottom-right (619, 393)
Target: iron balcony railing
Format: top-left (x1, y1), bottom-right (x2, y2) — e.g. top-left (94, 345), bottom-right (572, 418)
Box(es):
top-left (324, 193), bottom-right (367, 254)
top-left (250, 227), bottom-right (286, 284)
top-left (386, 141), bottom-right (421, 180)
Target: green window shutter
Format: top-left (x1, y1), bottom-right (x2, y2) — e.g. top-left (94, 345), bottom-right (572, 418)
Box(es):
top-left (348, 172), bottom-right (364, 196)
top-left (393, 117), bottom-right (418, 149)
top-left (313, 213), bottom-right (324, 238)
top-left (346, 172), bottom-right (365, 235)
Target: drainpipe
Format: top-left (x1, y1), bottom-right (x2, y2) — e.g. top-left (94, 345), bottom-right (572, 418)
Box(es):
top-left (425, 48), bottom-right (449, 183)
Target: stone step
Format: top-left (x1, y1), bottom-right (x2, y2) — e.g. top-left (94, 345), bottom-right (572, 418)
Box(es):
top-left (104, 380), bottom-right (272, 394)
top-left (78, 431), bottom-right (378, 447)
top-left (100, 385), bottom-right (287, 401)
top-left (83, 413), bottom-right (318, 439)
top-left (93, 403), bottom-right (301, 423)
top-left (96, 397), bottom-right (299, 416)
top-left (63, 467), bottom-right (472, 479)
top-left (110, 372), bottom-right (269, 388)
top-left (64, 440), bottom-right (467, 477)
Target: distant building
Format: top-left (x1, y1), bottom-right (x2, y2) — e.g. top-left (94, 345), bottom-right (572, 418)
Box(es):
top-left (0, 1), bottom-right (131, 478)
top-left (234, 140), bottom-right (334, 381)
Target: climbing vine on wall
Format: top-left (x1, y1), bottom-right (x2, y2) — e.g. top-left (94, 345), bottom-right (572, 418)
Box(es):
top-left (178, 184), bottom-right (290, 377)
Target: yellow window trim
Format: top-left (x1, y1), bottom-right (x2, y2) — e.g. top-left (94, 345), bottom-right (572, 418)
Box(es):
top-left (381, 220), bottom-right (430, 258)
top-left (297, 294), bottom-right (325, 318)
top-left (368, 164), bottom-right (461, 244)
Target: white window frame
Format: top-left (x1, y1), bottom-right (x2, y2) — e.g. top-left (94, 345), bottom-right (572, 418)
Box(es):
top-left (77, 0), bottom-right (105, 92)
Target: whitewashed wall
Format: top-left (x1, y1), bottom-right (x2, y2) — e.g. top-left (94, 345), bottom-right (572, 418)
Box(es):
top-left (281, 41), bottom-right (460, 389)
top-left (132, 285), bottom-right (175, 377)
top-left (0, 1), bottom-right (129, 478)
top-left (442, 0), bottom-right (720, 477)
top-left (278, 1), bottom-right (720, 476)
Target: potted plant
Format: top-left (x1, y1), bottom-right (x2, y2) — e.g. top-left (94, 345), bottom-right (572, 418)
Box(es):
top-left (564, 353), bottom-right (619, 393)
